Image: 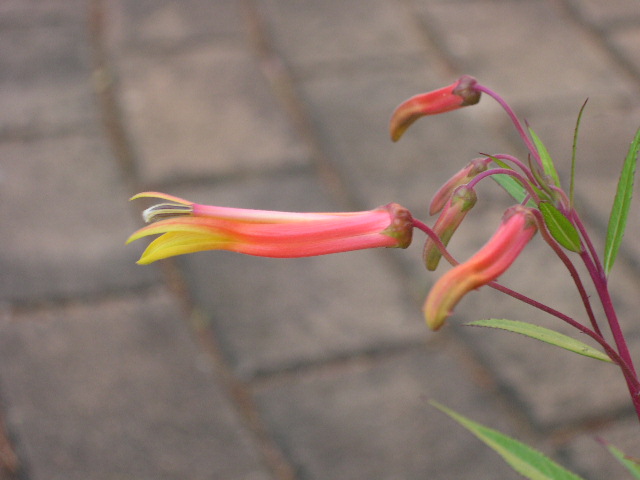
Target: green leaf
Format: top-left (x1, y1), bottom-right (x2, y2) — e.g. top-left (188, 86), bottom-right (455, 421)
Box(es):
top-left (605, 443), bottom-right (640, 479)
top-left (604, 127), bottom-right (640, 275)
top-left (467, 319), bottom-right (613, 363)
top-left (431, 401), bottom-right (586, 480)
top-left (492, 172), bottom-right (529, 204)
top-left (529, 126), bottom-right (561, 187)
top-left (539, 202), bottom-right (582, 253)
top-left (487, 156), bottom-right (539, 206)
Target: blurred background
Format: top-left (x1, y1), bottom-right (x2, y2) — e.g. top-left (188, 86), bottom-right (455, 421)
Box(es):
top-left (1, 0), bottom-right (640, 478)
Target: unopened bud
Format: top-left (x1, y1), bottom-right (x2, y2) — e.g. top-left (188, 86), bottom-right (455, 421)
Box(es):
top-left (429, 157), bottom-right (491, 215)
top-left (423, 185), bottom-right (477, 271)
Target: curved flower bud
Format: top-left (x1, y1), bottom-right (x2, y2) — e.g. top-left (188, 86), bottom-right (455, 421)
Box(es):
top-left (127, 192), bottom-right (413, 264)
top-left (429, 157), bottom-right (492, 215)
top-left (423, 185), bottom-right (477, 271)
top-left (424, 205), bottom-right (537, 330)
top-left (390, 75), bottom-right (481, 142)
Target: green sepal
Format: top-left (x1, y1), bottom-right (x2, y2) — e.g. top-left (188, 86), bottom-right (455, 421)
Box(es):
top-left (529, 126), bottom-right (562, 188)
top-left (539, 202), bottom-right (582, 253)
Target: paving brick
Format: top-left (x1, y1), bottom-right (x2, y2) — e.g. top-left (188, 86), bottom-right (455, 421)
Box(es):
top-left (254, 345), bottom-right (531, 480)
top-left (0, 134), bottom-right (157, 303)
top-left (163, 173), bottom-right (428, 380)
top-left (565, 0), bottom-right (640, 26)
top-left (413, 0), bottom-right (636, 108)
top-left (0, 290), bottom-right (272, 480)
top-left (105, 0), bottom-right (246, 51)
top-left (257, 0), bottom-right (425, 73)
top-left (5, 0), bottom-right (640, 478)
top-left (0, 3), bottom-right (96, 136)
top-left (609, 25), bottom-right (640, 77)
top-left (0, 0), bottom-right (87, 19)
top-left (115, 44), bottom-right (310, 186)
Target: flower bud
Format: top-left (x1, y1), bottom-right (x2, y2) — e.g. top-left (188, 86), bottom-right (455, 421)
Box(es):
top-left (390, 75), bottom-right (481, 142)
top-left (429, 157), bottom-right (491, 215)
top-left (423, 185), bottom-right (477, 271)
top-left (424, 206), bottom-right (537, 330)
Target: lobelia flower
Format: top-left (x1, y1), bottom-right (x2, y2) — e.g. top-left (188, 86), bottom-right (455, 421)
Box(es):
top-left (389, 75), bottom-right (481, 142)
top-left (423, 185), bottom-right (477, 271)
top-left (424, 205), bottom-right (538, 331)
top-left (127, 192), bottom-right (414, 264)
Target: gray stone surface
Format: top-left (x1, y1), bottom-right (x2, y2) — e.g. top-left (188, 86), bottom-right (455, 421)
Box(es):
top-left (414, 0), bottom-right (636, 107)
top-left (566, 0), bottom-right (640, 25)
top-left (0, 290), bottom-right (271, 480)
top-left (0, 134), bottom-right (157, 303)
top-left (257, 0), bottom-right (425, 73)
top-left (105, 0), bottom-right (246, 49)
top-left (1, 0), bottom-right (640, 478)
top-left (115, 44), bottom-right (310, 186)
top-left (255, 345), bottom-right (520, 480)
top-left (0, 3), bottom-right (95, 136)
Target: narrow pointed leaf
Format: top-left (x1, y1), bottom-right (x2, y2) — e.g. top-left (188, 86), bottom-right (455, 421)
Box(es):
top-left (467, 319), bottom-right (613, 363)
top-left (431, 401), bottom-right (586, 480)
top-left (604, 127), bottom-right (640, 275)
top-left (539, 202), bottom-right (582, 252)
top-left (529, 126), bottom-right (561, 187)
top-left (605, 443), bottom-right (640, 479)
top-left (570, 99), bottom-right (589, 207)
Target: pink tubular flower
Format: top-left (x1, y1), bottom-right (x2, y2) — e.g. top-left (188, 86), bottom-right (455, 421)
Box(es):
top-left (424, 205), bottom-right (537, 331)
top-left (423, 185), bottom-right (477, 271)
top-left (127, 192), bottom-right (413, 264)
top-left (389, 75), bottom-right (481, 142)
top-left (429, 157), bottom-right (492, 215)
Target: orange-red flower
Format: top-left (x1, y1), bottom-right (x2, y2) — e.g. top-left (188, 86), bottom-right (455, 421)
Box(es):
top-left (424, 206), bottom-right (538, 330)
top-left (389, 75), bottom-right (481, 142)
top-left (127, 192), bottom-right (413, 264)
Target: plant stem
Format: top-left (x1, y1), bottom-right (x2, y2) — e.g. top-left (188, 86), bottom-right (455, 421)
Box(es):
top-left (579, 249), bottom-right (640, 418)
top-left (488, 281), bottom-right (639, 392)
top-left (475, 84), bottom-right (542, 169)
top-left (531, 210), bottom-right (602, 337)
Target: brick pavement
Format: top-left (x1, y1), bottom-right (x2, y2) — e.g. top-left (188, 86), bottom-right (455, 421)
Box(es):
top-left (1, 0), bottom-right (640, 478)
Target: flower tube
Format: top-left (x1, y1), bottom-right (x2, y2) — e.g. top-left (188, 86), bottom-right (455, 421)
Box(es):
top-left (424, 205), bottom-right (538, 330)
top-left (127, 192), bottom-right (413, 264)
top-left (389, 75), bottom-right (481, 142)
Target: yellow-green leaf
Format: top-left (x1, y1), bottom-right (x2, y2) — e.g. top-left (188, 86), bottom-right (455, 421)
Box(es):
top-left (467, 319), bottom-right (612, 363)
top-left (431, 401), bottom-right (586, 480)
top-left (604, 127), bottom-right (640, 275)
